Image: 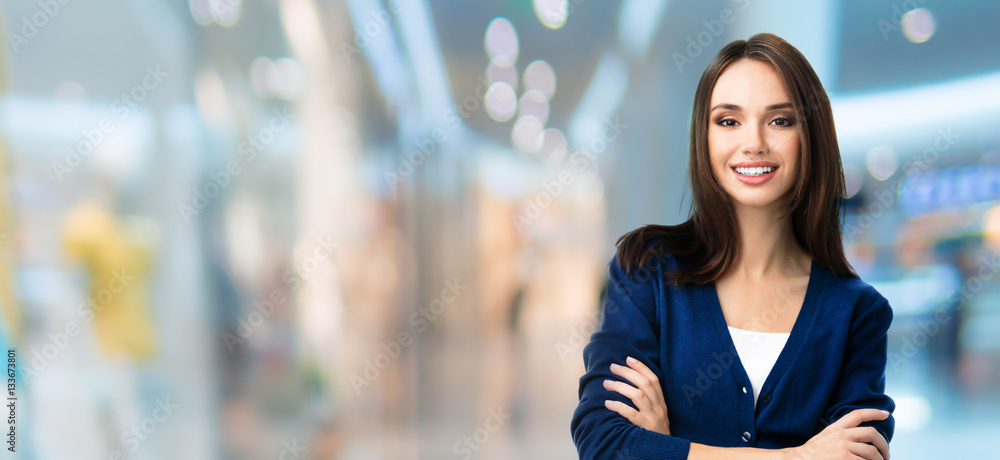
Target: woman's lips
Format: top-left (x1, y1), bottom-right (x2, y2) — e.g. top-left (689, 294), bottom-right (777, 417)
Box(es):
top-left (731, 165), bottom-right (778, 185)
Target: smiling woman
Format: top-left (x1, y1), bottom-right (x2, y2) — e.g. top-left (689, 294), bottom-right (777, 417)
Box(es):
top-left (571, 33), bottom-right (896, 460)
top-left (709, 60), bottom-right (801, 206)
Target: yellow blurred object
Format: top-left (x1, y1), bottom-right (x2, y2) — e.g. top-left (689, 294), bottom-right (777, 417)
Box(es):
top-left (62, 201), bottom-right (158, 359)
top-left (0, 37), bottom-right (19, 342)
top-left (984, 204), bottom-right (1000, 254)
top-left (0, 140), bottom-right (17, 342)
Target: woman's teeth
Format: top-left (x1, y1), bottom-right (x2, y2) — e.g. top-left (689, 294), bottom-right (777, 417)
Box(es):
top-left (735, 166), bottom-right (775, 177)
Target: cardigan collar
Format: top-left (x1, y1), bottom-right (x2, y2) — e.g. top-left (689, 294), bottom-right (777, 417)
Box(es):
top-left (698, 257), bottom-right (824, 413)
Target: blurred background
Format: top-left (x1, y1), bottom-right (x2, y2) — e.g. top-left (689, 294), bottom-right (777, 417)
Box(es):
top-left (0, 0), bottom-right (998, 458)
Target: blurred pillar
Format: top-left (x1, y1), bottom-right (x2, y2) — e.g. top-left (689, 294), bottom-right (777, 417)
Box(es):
top-left (607, 1), bottom-right (722, 238)
top-left (729, 0), bottom-right (838, 89)
top-left (126, 3), bottom-right (217, 457)
top-left (389, 2), bottom-right (482, 455)
top-left (279, 0), bottom-right (361, 428)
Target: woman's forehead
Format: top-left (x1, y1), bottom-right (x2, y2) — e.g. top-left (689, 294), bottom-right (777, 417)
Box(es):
top-left (710, 60), bottom-right (792, 107)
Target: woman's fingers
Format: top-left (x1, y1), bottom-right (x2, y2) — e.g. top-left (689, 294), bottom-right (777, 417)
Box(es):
top-left (799, 410), bottom-right (891, 460)
top-left (603, 379), bottom-right (644, 404)
top-left (610, 362), bottom-right (648, 389)
top-left (611, 358), bottom-right (663, 402)
top-left (846, 426), bottom-right (890, 459)
top-left (604, 399), bottom-right (641, 425)
top-left (605, 358), bottom-right (671, 435)
top-left (625, 356), bottom-right (660, 387)
top-left (830, 408), bottom-right (890, 429)
top-left (847, 441), bottom-right (884, 460)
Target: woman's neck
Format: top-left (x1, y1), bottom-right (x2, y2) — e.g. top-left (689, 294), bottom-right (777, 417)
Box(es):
top-left (728, 202), bottom-right (810, 281)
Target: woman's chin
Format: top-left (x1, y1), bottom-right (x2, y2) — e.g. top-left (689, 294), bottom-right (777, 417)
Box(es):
top-left (729, 194), bottom-right (785, 210)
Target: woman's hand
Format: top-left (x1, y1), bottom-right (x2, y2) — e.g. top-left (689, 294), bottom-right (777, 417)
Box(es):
top-left (786, 408), bottom-right (891, 460)
top-left (603, 356), bottom-right (670, 435)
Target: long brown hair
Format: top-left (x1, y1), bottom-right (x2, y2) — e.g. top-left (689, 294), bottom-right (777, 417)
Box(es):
top-left (616, 32), bottom-right (857, 286)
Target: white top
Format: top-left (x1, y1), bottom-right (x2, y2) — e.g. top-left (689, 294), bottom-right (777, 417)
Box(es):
top-left (727, 326), bottom-right (790, 408)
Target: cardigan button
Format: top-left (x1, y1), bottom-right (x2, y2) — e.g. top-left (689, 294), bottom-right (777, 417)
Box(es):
top-left (741, 386), bottom-right (747, 394)
top-left (742, 431), bottom-right (752, 442)
top-left (761, 393), bottom-right (771, 404)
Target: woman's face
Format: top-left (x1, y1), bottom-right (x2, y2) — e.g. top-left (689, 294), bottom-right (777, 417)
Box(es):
top-left (707, 59), bottom-right (801, 211)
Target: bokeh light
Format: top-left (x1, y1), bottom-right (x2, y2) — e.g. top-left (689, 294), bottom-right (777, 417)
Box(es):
top-left (523, 60), bottom-right (557, 100)
top-left (484, 17), bottom-right (519, 66)
top-left (867, 145), bottom-right (899, 180)
top-left (843, 163), bottom-right (863, 199)
top-left (518, 89), bottom-right (550, 125)
top-left (511, 115), bottom-right (545, 153)
top-left (902, 8), bottom-right (936, 43)
top-left (484, 81), bottom-right (518, 122)
top-left (487, 60), bottom-right (518, 90)
top-left (540, 127), bottom-right (568, 165)
top-left (533, 0), bottom-right (569, 30)
top-left (210, 0), bottom-right (242, 27)
top-left (188, 0), bottom-right (213, 26)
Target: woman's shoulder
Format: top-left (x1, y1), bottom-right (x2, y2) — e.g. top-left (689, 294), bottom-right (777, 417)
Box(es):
top-left (816, 264), bottom-right (893, 324)
top-left (603, 236), bottom-right (684, 329)
top-left (613, 226), bottom-right (684, 272)
top-left (606, 233), bottom-right (688, 305)
top-left (822, 265), bottom-right (888, 301)
top-left (610, 238), bottom-right (681, 281)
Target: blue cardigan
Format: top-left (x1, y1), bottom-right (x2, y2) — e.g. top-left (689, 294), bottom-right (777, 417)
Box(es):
top-left (571, 248), bottom-right (895, 459)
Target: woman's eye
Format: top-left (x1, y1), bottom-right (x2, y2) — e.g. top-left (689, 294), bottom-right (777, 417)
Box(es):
top-left (770, 117), bottom-right (795, 127)
top-left (717, 118), bottom-right (739, 127)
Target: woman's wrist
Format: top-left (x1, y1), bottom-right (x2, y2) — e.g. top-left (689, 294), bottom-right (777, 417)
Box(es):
top-left (688, 442), bottom-right (795, 460)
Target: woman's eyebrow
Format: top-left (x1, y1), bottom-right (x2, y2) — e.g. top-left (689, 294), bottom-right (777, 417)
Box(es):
top-left (710, 102), bottom-right (793, 112)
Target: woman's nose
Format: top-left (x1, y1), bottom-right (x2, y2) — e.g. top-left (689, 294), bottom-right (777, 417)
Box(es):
top-left (740, 125), bottom-right (767, 155)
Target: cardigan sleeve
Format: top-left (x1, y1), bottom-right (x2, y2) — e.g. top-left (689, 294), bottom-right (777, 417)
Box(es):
top-left (821, 288), bottom-right (896, 443)
top-left (571, 252), bottom-right (692, 460)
